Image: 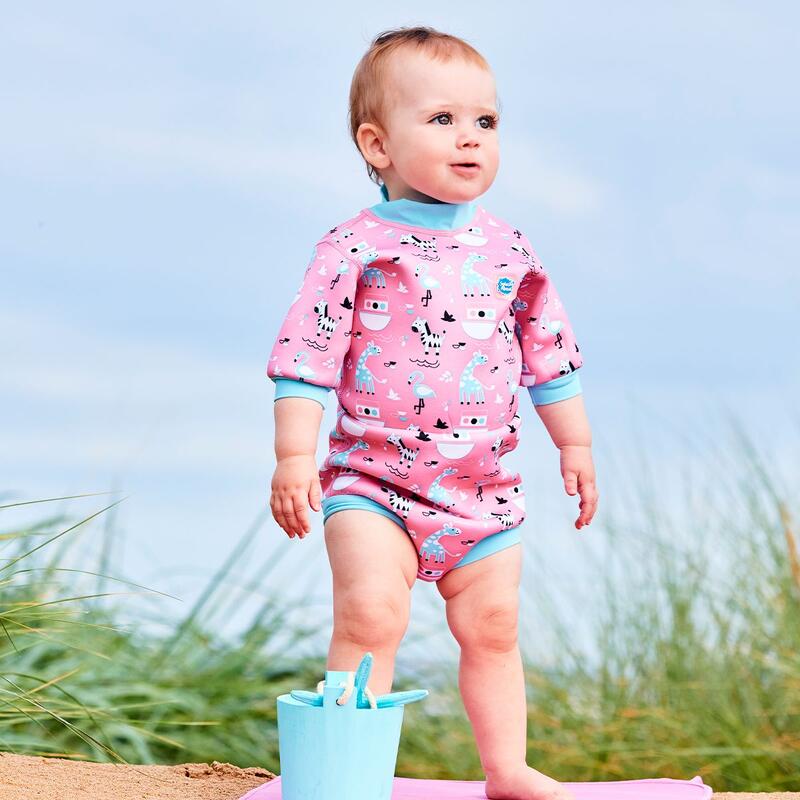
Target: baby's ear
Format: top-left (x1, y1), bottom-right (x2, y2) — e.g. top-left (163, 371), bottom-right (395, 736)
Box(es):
top-left (356, 122), bottom-right (391, 170)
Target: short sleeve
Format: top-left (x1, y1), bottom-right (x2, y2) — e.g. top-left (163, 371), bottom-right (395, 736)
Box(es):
top-left (266, 238), bottom-right (360, 408)
top-left (513, 244), bottom-right (584, 406)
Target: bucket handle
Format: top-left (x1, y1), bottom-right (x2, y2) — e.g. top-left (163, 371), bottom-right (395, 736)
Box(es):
top-left (316, 671), bottom-right (378, 709)
top-left (316, 652), bottom-right (379, 709)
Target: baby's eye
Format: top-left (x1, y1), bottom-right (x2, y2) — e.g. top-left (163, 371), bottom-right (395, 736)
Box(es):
top-left (432, 112), bottom-right (498, 130)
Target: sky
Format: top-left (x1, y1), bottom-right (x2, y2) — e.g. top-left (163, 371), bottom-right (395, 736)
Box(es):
top-left (2, 2), bottom-right (798, 665)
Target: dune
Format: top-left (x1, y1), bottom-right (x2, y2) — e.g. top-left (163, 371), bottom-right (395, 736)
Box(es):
top-left (1, 751), bottom-right (798, 800)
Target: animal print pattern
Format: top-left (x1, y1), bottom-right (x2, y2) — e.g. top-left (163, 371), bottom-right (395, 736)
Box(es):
top-left (267, 205), bottom-right (584, 582)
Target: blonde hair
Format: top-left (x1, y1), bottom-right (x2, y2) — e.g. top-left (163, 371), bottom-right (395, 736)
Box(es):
top-left (348, 26), bottom-right (495, 189)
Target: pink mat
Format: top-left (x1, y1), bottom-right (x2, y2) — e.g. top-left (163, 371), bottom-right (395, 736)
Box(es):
top-left (238, 774), bottom-right (713, 799)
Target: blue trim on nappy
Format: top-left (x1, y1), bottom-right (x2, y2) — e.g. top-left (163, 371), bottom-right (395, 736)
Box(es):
top-left (529, 371), bottom-right (583, 406)
top-left (452, 524), bottom-right (521, 568)
top-left (322, 494), bottom-right (406, 530)
top-left (272, 377), bottom-right (330, 408)
top-left (321, 493), bottom-right (521, 569)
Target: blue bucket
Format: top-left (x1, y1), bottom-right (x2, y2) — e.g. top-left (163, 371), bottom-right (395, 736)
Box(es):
top-left (276, 653), bottom-right (426, 800)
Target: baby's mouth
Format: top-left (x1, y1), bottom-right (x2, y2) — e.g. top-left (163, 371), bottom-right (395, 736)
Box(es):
top-left (451, 162), bottom-right (481, 174)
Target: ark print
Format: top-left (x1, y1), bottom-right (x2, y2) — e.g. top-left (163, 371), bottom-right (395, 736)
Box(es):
top-left (267, 206), bottom-right (584, 582)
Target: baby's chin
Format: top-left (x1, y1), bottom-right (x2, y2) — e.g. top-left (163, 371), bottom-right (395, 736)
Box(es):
top-left (408, 179), bottom-right (488, 205)
top-left (430, 185), bottom-right (490, 204)
top-left (438, 172), bottom-right (495, 203)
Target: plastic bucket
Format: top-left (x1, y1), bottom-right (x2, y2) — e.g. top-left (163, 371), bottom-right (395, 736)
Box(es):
top-left (277, 669), bottom-right (406, 800)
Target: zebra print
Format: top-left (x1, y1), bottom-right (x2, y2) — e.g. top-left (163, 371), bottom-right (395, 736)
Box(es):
top-left (410, 316), bottom-right (445, 355)
top-left (313, 300), bottom-right (341, 340)
top-left (380, 486), bottom-right (415, 519)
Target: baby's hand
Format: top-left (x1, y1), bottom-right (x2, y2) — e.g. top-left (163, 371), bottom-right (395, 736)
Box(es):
top-left (270, 454), bottom-right (323, 539)
top-left (559, 444), bottom-right (598, 530)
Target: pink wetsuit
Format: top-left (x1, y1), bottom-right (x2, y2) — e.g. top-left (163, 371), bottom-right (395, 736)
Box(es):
top-left (267, 188), bottom-right (584, 582)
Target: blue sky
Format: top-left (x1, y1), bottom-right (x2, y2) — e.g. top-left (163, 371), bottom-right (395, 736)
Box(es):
top-left (2, 3), bottom-right (798, 655)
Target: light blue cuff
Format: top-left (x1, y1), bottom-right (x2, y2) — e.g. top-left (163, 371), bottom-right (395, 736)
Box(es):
top-left (272, 377), bottom-right (331, 409)
top-left (529, 371), bottom-right (582, 406)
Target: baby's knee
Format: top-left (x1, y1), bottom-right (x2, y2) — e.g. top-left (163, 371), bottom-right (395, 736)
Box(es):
top-left (333, 590), bottom-right (409, 649)
top-left (448, 593), bottom-right (519, 652)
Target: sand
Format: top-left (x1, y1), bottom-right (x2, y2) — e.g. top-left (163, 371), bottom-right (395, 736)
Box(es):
top-left (0, 751), bottom-right (275, 799)
top-left (0, 751), bottom-right (797, 800)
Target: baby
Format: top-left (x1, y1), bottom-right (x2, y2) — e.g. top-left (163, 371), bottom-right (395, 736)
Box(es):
top-left (267, 25), bottom-right (598, 800)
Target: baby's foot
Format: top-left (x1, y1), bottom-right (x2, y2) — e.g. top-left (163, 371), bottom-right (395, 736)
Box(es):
top-left (484, 764), bottom-right (577, 800)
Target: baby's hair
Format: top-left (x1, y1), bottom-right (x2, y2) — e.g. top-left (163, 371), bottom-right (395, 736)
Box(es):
top-left (349, 25), bottom-right (495, 189)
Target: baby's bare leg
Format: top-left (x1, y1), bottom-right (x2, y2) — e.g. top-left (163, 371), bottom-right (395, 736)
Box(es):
top-left (437, 544), bottom-right (576, 800)
top-left (324, 508), bottom-right (418, 696)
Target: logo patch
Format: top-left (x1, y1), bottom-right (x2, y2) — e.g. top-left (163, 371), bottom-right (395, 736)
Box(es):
top-left (496, 276), bottom-right (515, 296)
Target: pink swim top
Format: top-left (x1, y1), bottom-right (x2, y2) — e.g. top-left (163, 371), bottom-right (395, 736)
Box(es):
top-left (267, 188), bottom-right (584, 409)
top-left (265, 187), bottom-right (585, 581)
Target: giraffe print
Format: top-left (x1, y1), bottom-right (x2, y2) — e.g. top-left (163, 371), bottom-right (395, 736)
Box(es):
top-left (460, 252), bottom-right (490, 297)
top-left (459, 351), bottom-right (492, 404)
top-left (355, 341), bottom-right (386, 394)
top-left (329, 440), bottom-right (369, 468)
top-left (419, 522), bottom-right (466, 565)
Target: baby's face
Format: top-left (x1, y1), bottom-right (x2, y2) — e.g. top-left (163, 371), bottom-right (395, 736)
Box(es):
top-left (378, 49), bottom-right (500, 203)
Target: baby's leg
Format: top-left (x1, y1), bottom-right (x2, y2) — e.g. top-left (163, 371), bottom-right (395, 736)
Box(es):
top-left (324, 508), bottom-right (418, 696)
top-left (437, 544), bottom-right (576, 800)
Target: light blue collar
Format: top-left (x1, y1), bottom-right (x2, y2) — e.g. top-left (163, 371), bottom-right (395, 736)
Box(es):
top-left (367, 182), bottom-right (478, 231)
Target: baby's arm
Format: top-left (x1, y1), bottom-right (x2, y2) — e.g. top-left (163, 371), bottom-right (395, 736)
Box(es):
top-left (535, 392), bottom-right (591, 448)
top-left (265, 236), bottom-right (361, 538)
top-left (513, 245), bottom-right (598, 529)
top-left (536, 394), bottom-right (597, 529)
top-left (271, 396), bottom-right (324, 538)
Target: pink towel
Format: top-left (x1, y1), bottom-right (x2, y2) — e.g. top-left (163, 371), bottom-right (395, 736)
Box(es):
top-left (238, 774), bottom-right (713, 799)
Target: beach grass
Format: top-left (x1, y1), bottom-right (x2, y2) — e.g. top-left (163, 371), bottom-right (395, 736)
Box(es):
top-left (1, 413), bottom-right (798, 792)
